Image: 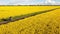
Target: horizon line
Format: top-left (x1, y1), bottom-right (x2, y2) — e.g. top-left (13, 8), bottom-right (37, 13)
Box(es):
top-left (0, 5), bottom-right (60, 6)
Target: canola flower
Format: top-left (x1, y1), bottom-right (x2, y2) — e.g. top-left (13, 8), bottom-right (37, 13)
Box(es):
top-left (0, 7), bottom-right (59, 25)
top-left (0, 6), bottom-right (60, 18)
top-left (0, 6), bottom-right (60, 34)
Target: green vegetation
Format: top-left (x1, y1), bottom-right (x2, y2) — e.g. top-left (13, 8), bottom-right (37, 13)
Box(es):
top-left (0, 8), bottom-right (59, 25)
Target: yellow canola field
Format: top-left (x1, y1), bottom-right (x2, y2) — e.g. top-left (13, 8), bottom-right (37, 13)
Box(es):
top-left (0, 6), bottom-right (60, 34)
top-left (0, 6), bottom-right (60, 18)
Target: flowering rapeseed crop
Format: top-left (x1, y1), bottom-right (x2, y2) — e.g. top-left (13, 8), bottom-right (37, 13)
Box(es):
top-left (0, 6), bottom-right (60, 34)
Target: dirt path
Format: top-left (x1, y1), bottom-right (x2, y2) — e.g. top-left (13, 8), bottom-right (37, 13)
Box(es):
top-left (0, 8), bottom-right (60, 25)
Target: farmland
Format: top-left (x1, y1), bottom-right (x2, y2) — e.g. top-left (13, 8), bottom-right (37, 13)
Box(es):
top-left (0, 6), bottom-right (60, 18)
top-left (0, 6), bottom-right (60, 34)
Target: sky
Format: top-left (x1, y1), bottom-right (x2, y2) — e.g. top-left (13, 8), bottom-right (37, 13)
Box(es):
top-left (0, 0), bottom-right (60, 5)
